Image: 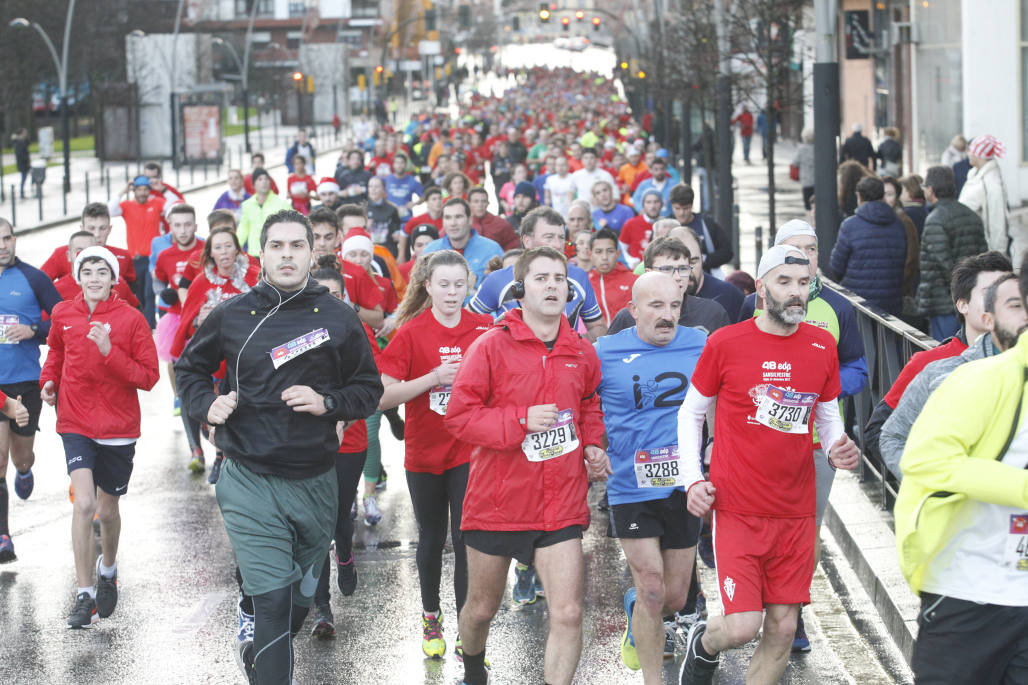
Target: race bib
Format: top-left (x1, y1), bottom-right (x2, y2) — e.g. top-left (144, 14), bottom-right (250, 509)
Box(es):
top-left (755, 385), bottom-right (817, 434)
top-left (522, 409), bottom-right (579, 462)
top-left (634, 446), bottom-right (685, 488)
top-left (1006, 513), bottom-right (1028, 571)
top-left (269, 328), bottom-right (329, 370)
top-left (370, 222), bottom-right (390, 245)
top-left (0, 315), bottom-right (19, 344)
top-left (428, 385), bottom-right (451, 415)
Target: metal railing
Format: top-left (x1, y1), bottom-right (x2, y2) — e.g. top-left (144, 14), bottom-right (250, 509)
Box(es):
top-left (821, 278), bottom-right (938, 509)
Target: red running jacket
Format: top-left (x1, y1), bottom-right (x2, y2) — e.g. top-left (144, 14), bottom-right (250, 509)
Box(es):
top-left (589, 263), bottom-right (638, 327)
top-left (445, 309), bottom-right (604, 532)
top-left (40, 292), bottom-right (159, 439)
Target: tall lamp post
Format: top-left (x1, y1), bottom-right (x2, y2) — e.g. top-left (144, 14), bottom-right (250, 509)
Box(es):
top-left (10, 0), bottom-right (78, 194)
top-left (212, 37), bottom-right (251, 153)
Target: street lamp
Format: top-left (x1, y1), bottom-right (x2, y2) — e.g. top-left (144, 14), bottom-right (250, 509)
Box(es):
top-left (9, 1), bottom-right (78, 195)
top-left (212, 37), bottom-right (252, 153)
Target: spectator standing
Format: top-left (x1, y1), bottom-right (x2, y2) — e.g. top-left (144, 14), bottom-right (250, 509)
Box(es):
top-left (882, 176), bottom-right (921, 311)
top-left (840, 123), bottom-right (876, 170)
top-left (838, 161), bottom-right (872, 218)
top-left (876, 127), bottom-right (903, 177)
top-left (899, 175), bottom-right (928, 237)
top-left (959, 135), bottom-right (1012, 257)
top-left (730, 104), bottom-right (754, 164)
top-left (12, 129), bottom-right (30, 199)
top-left (940, 134), bottom-right (968, 168)
top-left (792, 128), bottom-right (816, 210)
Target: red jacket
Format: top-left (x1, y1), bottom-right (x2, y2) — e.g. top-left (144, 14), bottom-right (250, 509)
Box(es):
top-left (40, 293), bottom-right (159, 439)
top-left (445, 309), bottom-right (604, 532)
top-left (589, 264), bottom-right (637, 326)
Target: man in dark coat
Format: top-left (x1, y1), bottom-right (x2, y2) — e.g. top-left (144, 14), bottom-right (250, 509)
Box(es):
top-left (840, 123), bottom-right (876, 171)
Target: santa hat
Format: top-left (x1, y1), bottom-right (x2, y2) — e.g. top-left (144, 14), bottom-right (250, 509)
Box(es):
top-left (317, 177), bottom-right (340, 194)
top-left (968, 135), bottom-right (1005, 160)
top-left (341, 228), bottom-right (374, 256)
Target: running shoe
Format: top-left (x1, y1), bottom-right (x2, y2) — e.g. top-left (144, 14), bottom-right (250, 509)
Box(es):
top-left (696, 591), bottom-right (707, 619)
top-left (664, 620), bottom-right (678, 659)
top-left (678, 621), bottom-right (718, 685)
top-left (92, 513), bottom-right (100, 537)
top-left (94, 554), bottom-right (118, 618)
top-left (385, 409), bottom-right (405, 440)
top-left (422, 611), bottom-right (446, 658)
top-left (350, 500), bottom-right (357, 520)
top-left (363, 496), bottom-right (382, 526)
top-left (207, 455), bottom-right (224, 485)
top-left (596, 490), bottom-right (609, 512)
top-left (376, 468), bottom-right (388, 491)
top-left (187, 448), bottom-right (205, 474)
top-left (454, 636), bottom-right (491, 667)
top-left (336, 549), bottom-right (357, 596)
top-left (237, 593), bottom-right (255, 644)
top-left (620, 587), bottom-right (640, 670)
top-left (14, 468), bottom-right (33, 500)
top-left (310, 604), bottom-right (336, 639)
top-left (532, 569), bottom-right (545, 599)
top-left (0, 535), bottom-right (16, 564)
top-left (173, 396), bottom-right (181, 416)
top-left (67, 592), bottom-right (98, 629)
top-left (235, 640), bottom-right (257, 685)
top-left (675, 608), bottom-right (702, 632)
top-left (512, 563), bottom-right (536, 605)
top-left (792, 614), bottom-right (811, 652)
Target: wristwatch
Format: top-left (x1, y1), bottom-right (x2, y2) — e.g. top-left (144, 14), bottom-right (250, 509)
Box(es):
top-left (29, 323), bottom-right (39, 335)
top-left (323, 394), bottom-right (337, 412)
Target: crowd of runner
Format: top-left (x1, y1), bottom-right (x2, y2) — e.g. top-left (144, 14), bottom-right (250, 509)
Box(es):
top-left (0, 63), bottom-right (1025, 685)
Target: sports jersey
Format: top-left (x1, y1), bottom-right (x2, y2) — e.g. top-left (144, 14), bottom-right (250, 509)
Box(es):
top-left (116, 196), bottom-right (166, 257)
top-left (421, 231), bottom-right (504, 289)
top-left (286, 173), bottom-right (317, 214)
top-left (596, 326), bottom-right (708, 505)
top-left (592, 204), bottom-right (636, 234)
top-left (468, 263), bottom-right (602, 328)
top-left (690, 319), bottom-right (840, 518)
top-left (618, 214), bottom-right (658, 262)
top-left (376, 309), bottom-right (493, 474)
top-left (385, 174), bottom-right (423, 221)
top-left (335, 256), bottom-right (385, 312)
top-left (154, 241), bottom-right (205, 315)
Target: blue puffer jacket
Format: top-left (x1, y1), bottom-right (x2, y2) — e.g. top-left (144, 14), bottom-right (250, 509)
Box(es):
top-left (829, 200), bottom-right (908, 316)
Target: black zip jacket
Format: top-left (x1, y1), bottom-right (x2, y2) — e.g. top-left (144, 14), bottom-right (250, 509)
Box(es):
top-left (175, 279), bottom-right (383, 478)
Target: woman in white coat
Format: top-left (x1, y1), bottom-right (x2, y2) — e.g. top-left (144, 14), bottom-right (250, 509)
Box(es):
top-left (959, 134), bottom-right (1011, 257)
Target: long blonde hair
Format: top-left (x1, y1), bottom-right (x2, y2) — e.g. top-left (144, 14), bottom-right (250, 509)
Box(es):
top-left (394, 250), bottom-right (470, 327)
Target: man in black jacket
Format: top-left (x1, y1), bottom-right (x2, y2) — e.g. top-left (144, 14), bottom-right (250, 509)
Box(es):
top-left (176, 209), bottom-right (382, 685)
top-left (840, 123), bottom-right (876, 170)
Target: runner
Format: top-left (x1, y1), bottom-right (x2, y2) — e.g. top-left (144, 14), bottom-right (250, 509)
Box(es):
top-left (619, 189), bottom-right (665, 267)
top-left (40, 246), bottom-right (159, 627)
top-left (52, 232), bottom-right (138, 307)
top-left (665, 226), bottom-right (744, 323)
top-left (595, 272), bottom-right (708, 682)
top-left (376, 250), bottom-right (492, 658)
top-left (175, 209), bottom-right (383, 684)
top-left (108, 175), bottom-right (166, 326)
top-left (243, 153), bottom-right (280, 196)
top-left (0, 218), bottom-right (60, 563)
top-left (592, 180), bottom-right (636, 234)
top-left (308, 206), bottom-right (386, 329)
top-left (588, 228), bottom-right (637, 326)
top-left (420, 198), bottom-right (504, 291)
top-left (237, 168), bottom-right (292, 257)
top-left (400, 224), bottom-right (439, 281)
top-left (399, 186), bottom-right (444, 261)
top-left (212, 169), bottom-right (251, 219)
top-left (286, 155), bottom-right (317, 215)
top-left (446, 246), bottom-right (610, 685)
top-left (677, 245), bottom-right (860, 685)
top-left (40, 203), bottom-right (137, 288)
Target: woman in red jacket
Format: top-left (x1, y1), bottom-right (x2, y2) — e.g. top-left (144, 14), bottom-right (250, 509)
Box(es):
top-left (444, 246), bottom-right (609, 685)
top-left (40, 246), bottom-right (159, 629)
top-left (376, 250), bottom-right (492, 659)
top-left (170, 227), bottom-right (260, 480)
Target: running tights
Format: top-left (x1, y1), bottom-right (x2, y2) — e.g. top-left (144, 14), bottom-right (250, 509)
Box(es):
top-left (251, 585), bottom-right (309, 685)
top-left (406, 463), bottom-right (469, 616)
top-left (181, 414), bottom-right (202, 454)
top-left (0, 480), bottom-right (8, 536)
top-left (314, 450), bottom-right (367, 608)
top-left (362, 412), bottom-right (383, 485)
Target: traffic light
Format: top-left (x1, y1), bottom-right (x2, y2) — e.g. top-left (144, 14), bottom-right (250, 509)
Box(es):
top-left (575, 9), bottom-right (585, 21)
top-left (291, 71), bottom-right (303, 89)
top-left (637, 70), bottom-right (646, 79)
top-left (561, 16), bottom-right (570, 31)
top-left (425, 8), bottom-right (437, 31)
top-left (620, 61), bottom-right (628, 70)
top-left (592, 16), bottom-right (601, 31)
top-left (538, 2), bottom-right (550, 21)
top-left (458, 5), bottom-right (471, 30)
top-left (375, 65), bottom-right (384, 74)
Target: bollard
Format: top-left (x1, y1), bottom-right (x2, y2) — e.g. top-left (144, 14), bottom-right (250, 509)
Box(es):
top-left (176, 166), bottom-right (181, 188)
top-left (203, 161), bottom-right (208, 181)
top-left (85, 172), bottom-right (90, 204)
top-left (62, 186), bottom-right (67, 217)
top-left (755, 225), bottom-right (763, 265)
top-left (38, 192), bottom-right (44, 223)
top-left (10, 186), bottom-right (15, 226)
top-left (106, 168), bottom-right (111, 201)
top-left (190, 164), bottom-right (195, 185)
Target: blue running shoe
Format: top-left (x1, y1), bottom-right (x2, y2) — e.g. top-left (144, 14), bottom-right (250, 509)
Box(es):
top-left (621, 587), bottom-right (640, 670)
top-left (0, 535), bottom-right (15, 564)
top-left (14, 468), bottom-right (33, 500)
top-left (532, 568), bottom-right (545, 599)
top-left (792, 614), bottom-right (811, 652)
top-left (512, 563), bottom-right (536, 605)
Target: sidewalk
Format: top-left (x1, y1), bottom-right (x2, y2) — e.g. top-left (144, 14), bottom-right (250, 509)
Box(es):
top-left (4, 112), bottom-right (338, 234)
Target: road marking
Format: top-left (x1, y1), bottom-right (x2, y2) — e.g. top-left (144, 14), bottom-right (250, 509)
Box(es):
top-left (173, 591), bottom-right (229, 636)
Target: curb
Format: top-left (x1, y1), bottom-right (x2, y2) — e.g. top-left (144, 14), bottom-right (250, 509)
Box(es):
top-left (823, 470), bottom-right (920, 663)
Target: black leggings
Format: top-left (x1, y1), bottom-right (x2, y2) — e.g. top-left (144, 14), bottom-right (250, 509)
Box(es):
top-left (406, 463), bottom-right (469, 616)
top-left (251, 585), bottom-right (310, 685)
top-left (181, 414), bottom-right (202, 453)
top-left (314, 450), bottom-right (367, 608)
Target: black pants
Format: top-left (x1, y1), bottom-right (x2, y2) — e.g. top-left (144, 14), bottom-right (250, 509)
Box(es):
top-left (314, 450), bottom-right (367, 608)
top-left (913, 593), bottom-right (1028, 684)
top-left (131, 256), bottom-right (155, 328)
top-left (252, 585), bottom-right (309, 685)
top-left (406, 463), bottom-right (469, 616)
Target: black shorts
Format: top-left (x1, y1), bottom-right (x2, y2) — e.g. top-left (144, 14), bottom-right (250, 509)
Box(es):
top-left (0, 381), bottom-right (42, 437)
top-left (61, 433), bottom-right (136, 496)
top-left (463, 525), bottom-right (583, 564)
top-left (607, 490), bottom-right (701, 550)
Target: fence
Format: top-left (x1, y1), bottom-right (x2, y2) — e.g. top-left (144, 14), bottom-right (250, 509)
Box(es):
top-left (821, 278), bottom-right (938, 509)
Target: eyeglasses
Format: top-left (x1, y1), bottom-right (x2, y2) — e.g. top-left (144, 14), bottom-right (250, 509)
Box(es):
top-left (651, 265), bottom-right (693, 275)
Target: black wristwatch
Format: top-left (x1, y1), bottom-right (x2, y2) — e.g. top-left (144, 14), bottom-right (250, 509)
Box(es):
top-left (323, 394), bottom-right (337, 412)
top-left (29, 323), bottom-right (39, 335)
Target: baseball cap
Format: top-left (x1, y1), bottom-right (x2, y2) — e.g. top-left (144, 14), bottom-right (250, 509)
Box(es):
top-left (132, 175), bottom-right (151, 187)
top-left (410, 224), bottom-right (439, 243)
top-left (773, 219), bottom-right (816, 246)
top-left (756, 245), bottom-right (809, 280)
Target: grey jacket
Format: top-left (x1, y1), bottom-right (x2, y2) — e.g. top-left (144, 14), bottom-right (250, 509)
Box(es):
top-left (880, 333), bottom-right (997, 479)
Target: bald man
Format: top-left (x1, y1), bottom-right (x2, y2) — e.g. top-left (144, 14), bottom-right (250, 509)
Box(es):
top-left (594, 272), bottom-right (711, 679)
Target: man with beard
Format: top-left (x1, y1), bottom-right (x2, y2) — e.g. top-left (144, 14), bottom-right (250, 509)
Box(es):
top-left (880, 272), bottom-right (1026, 477)
top-left (677, 245), bottom-right (860, 685)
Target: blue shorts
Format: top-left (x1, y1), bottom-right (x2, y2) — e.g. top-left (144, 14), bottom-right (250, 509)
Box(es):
top-left (61, 433), bottom-right (136, 496)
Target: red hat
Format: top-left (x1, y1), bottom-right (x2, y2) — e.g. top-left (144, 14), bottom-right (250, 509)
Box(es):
top-left (968, 134), bottom-right (1005, 160)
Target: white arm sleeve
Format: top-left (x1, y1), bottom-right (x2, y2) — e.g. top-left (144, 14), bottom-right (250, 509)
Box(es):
top-left (678, 385), bottom-right (714, 488)
top-left (813, 400), bottom-right (845, 459)
top-left (108, 200), bottom-right (123, 217)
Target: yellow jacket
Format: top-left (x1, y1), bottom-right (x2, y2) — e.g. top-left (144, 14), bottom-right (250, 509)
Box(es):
top-left (896, 332), bottom-right (1028, 594)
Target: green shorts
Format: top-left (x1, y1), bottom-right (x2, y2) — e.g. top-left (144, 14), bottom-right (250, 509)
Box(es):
top-left (216, 458), bottom-right (338, 607)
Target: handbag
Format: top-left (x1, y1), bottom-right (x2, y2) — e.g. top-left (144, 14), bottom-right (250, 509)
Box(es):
top-left (789, 163), bottom-right (800, 182)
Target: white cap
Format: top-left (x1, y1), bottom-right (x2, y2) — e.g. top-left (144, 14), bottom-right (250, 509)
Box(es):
top-left (341, 233), bottom-right (374, 256)
top-left (73, 246), bottom-right (119, 283)
top-left (756, 245), bottom-right (807, 281)
top-left (774, 219), bottom-right (816, 246)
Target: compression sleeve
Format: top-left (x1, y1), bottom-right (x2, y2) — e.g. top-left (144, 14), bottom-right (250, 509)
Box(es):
top-left (813, 400), bottom-right (845, 459)
top-left (678, 385), bottom-right (714, 490)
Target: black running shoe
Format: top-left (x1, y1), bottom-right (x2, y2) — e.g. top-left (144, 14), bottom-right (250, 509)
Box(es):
top-left (95, 555), bottom-right (118, 618)
top-left (310, 605), bottom-right (336, 639)
top-left (597, 490), bottom-right (609, 512)
top-left (385, 408), bottom-right (405, 440)
top-left (207, 455), bottom-right (224, 485)
top-left (336, 550), bottom-right (358, 596)
top-left (236, 639), bottom-right (257, 685)
top-left (67, 592), bottom-right (98, 629)
top-left (679, 621), bottom-right (718, 685)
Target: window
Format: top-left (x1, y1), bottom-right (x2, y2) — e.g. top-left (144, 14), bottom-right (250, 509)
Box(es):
top-left (913, 0), bottom-right (962, 163)
top-left (1022, 0), bottom-right (1028, 160)
top-left (235, 0), bottom-right (274, 17)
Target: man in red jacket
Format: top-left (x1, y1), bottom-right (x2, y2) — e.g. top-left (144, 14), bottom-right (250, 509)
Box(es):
top-left (40, 246), bottom-right (159, 629)
top-left (588, 228), bottom-right (637, 326)
top-left (445, 246), bottom-right (610, 685)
